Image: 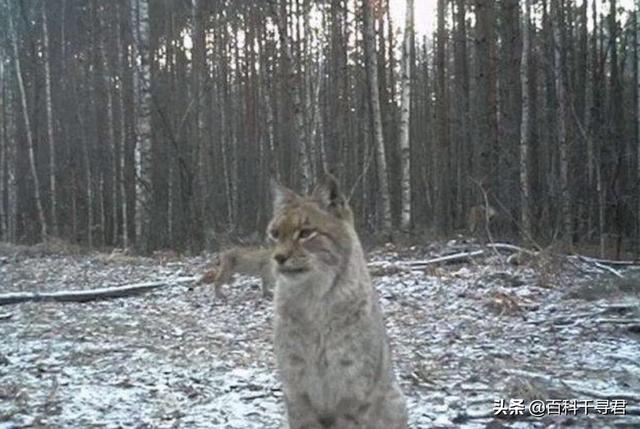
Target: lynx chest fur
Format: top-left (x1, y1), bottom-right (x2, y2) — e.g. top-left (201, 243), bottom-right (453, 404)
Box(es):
top-left (268, 175), bottom-right (407, 429)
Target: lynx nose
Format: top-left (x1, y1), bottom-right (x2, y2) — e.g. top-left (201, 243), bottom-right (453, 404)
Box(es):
top-left (274, 253), bottom-right (288, 265)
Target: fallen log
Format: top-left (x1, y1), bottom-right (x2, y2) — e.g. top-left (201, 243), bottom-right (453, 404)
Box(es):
top-left (0, 312), bottom-right (13, 320)
top-left (0, 276), bottom-right (197, 306)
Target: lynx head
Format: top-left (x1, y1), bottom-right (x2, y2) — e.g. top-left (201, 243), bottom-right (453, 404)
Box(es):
top-left (268, 174), bottom-right (354, 279)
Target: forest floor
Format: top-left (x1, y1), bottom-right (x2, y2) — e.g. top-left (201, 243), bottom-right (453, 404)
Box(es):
top-left (1, 240), bottom-right (639, 429)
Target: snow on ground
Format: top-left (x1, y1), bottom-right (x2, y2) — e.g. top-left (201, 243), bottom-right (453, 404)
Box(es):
top-left (1, 242), bottom-right (639, 428)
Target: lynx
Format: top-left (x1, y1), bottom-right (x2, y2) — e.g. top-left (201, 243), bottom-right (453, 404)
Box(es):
top-left (200, 247), bottom-right (275, 299)
top-left (268, 174), bottom-right (408, 429)
top-left (467, 204), bottom-right (497, 236)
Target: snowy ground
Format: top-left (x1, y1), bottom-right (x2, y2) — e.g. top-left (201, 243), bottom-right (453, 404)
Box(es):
top-left (1, 242), bottom-right (639, 428)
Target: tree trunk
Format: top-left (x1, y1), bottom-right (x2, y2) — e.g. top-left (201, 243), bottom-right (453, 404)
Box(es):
top-left (79, 105), bottom-right (93, 247)
top-left (453, 0), bottom-right (470, 225)
top-left (474, 0), bottom-right (498, 202)
top-left (363, 0), bottom-right (392, 233)
top-left (131, 0), bottom-right (153, 251)
top-left (9, 8), bottom-right (48, 241)
top-left (0, 59), bottom-right (5, 239)
top-left (273, 0), bottom-right (311, 192)
top-left (497, 0), bottom-right (521, 225)
top-left (520, 0), bottom-right (532, 242)
top-left (435, 0), bottom-right (450, 234)
top-left (97, 6), bottom-right (117, 246)
top-left (553, 0), bottom-right (571, 244)
top-left (636, 3), bottom-right (640, 256)
top-left (398, 0), bottom-right (413, 231)
top-left (191, 0), bottom-right (207, 234)
top-left (116, 4), bottom-right (129, 249)
top-left (42, 3), bottom-right (58, 238)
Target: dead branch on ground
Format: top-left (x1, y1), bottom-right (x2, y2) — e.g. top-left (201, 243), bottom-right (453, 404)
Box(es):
top-left (0, 277), bottom-right (197, 306)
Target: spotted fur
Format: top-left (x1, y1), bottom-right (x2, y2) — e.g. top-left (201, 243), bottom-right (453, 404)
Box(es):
top-left (269, 174), bottom-right (408, 429)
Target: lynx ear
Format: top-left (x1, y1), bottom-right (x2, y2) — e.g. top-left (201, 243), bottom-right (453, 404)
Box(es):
top-left (271, 178), bottom-right (298, 212)
top-left (312, 173), bottom-right (346, 214)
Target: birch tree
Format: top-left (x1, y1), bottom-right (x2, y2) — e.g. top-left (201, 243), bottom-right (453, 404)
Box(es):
top-left (363, 0), bottom-right (392, 232)
top-left (272, 0), bottom-right (311, 192)
top-left (398, 0), bottom-right (413, 231)
top-left (130, 0), bottom-right (153, 251)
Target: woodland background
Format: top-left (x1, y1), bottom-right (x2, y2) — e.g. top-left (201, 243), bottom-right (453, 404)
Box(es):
top-left (0, 0), bottom-right (638, 256)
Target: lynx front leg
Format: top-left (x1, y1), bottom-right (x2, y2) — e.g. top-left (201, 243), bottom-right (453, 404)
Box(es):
top-left (363, 384), bottom-right (408, 429)
top-left (213, 283), bottom-right (228, 300)
top-left (283, 394), bottom-right (326, 429)
top-left (261, 276), bottom-right (274, 299)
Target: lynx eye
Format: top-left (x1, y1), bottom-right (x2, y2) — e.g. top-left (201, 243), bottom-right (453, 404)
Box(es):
top-left (269, 229), bottom-right (280, 241)
top-left (298, 228), bottom-right (315, 240)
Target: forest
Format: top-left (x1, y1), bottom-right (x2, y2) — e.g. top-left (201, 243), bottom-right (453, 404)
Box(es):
top-left (2, 2), bottom-right (640, 428)
top-left (0, 0), bottom-right (638, 255)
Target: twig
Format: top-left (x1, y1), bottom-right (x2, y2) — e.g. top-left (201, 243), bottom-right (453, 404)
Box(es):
top-left (0, 276), bottom-right (197, 306)
top-left (486, 243), bottom-right (539, 257)
top-left (591, 261), bottom-right (624, 278)
top-left (404, 251), bottom-right (486, 267)
top-left (469, 178), bottom-right (499, 254)
top-left (366, 251), bottom-right (485, 271)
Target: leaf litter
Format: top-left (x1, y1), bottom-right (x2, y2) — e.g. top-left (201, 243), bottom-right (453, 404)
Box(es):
top-left (0, 242), bottom-right (639, 428)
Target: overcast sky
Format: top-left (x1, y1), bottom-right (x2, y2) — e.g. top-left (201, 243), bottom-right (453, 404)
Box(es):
top-left (389, 0), bottom-right (637, 37)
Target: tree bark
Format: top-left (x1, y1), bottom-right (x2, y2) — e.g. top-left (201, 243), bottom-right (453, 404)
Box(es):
top-left (42, 3), bottom-right (58, 238)
top-left (636, 3), bottom-right (640, 256)
top-left (398, 0), bottom-right (413, 231)
top-left (0, 59), bottom-right (5, 239)
top-left (435, 0), bottom-right (450, 234)
top-left (363, 0), bottom-right (392, 232)
top-left (97, 6), bottom-right (118, 246)
top-left (453, 0), bottom-right (470, 225)
top-left (191, 0), bottom-right (208, 233)
top-left (116, 4), bottom-right (129, 249)
top-left (131, 0), bottom-right (153, 251)
top-left (520, 0), bottom-right (532, 241)
top-left (474, 0), bottom-right (498, 202)
top-left (273, 0), bottom-right (311, 192)
top-left (553, 0), bottom-right (571, 244)
top-left (9, 7), bottom-right (48, 241)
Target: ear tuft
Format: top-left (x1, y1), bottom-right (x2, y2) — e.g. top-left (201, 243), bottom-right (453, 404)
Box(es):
top-left (312, 173), bottom-right (344, 212)
top-left (271, 178), bottom-right (298, 212)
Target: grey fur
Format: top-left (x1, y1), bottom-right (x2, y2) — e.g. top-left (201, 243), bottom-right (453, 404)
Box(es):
top-left (269, 176), bottom-right (408, 429)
